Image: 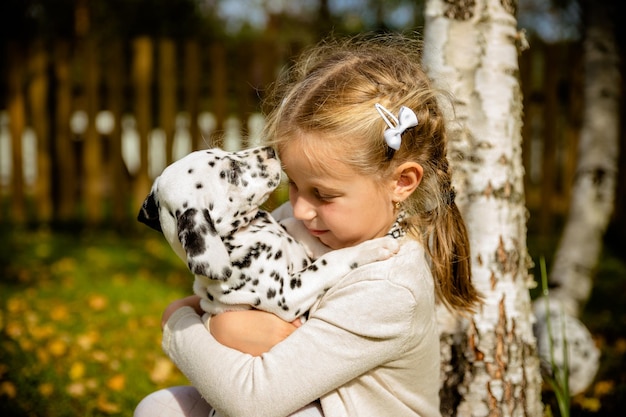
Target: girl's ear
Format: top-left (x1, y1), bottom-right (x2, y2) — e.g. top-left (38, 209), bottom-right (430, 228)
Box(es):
top-left (391, 162), bottom-right (423, 202)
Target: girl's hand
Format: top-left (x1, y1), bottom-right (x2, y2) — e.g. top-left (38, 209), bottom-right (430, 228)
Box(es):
top-left (209, 310), bottom-right (302, 356)
top-left (161, 295), bottom-right (203, 329)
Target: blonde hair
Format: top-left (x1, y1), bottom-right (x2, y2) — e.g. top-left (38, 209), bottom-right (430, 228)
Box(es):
top-left (263, 34), bottom-right (481, 314)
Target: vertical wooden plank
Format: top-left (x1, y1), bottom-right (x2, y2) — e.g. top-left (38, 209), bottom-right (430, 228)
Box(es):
top-left (82, 36), bottom-right (103, 225)
top-left (540, 43), bottom-right (559, 237)
top-left (184, 39), bottom-right (200, 150)
top-left (104, 40), bottom-right (129, 226)
top-left (28, 41), bottom-right (52, 223)
top-left (613, 65), bottom-right (626, 236)
top-left (561, 43), bottom-right (584, 213)
top-left (159, 38), bottom-right (177, 164)
top-left (54, 40), bottom-right (77, 222)
top-left (210, 42), bottom-right (227, 148)
top-left (235, 42), bottom-right (253, 148)
top-left (132, 36), bottom-right (153, 211)
top-left (7, 41), bottom-right (26, 224)
top-left (28, 40), bottom-right (52, 223)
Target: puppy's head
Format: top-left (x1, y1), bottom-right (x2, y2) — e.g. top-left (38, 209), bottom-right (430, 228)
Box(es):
top-left (137, 146), bottom-right (282, 278)
top-left (195, 146), bottom-right (282, 235)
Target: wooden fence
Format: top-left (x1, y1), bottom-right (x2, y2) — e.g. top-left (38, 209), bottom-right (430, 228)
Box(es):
top-left (0, 36), bottom-right (582, 234)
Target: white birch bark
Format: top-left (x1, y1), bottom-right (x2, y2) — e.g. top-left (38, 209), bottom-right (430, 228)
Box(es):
top-left (422, 0), bottom-right (542, 415)
top-left (531, 0), bottom-right (618, 396)
top-left (546, 0), bottom-right (620, 318)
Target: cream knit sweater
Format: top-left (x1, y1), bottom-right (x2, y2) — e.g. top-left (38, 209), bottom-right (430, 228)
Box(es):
top-left (162, 237), bottom-right (441, 417)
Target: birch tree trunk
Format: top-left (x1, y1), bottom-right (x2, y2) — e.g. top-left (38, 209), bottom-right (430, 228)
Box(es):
top-left (422, 1), bottom-right (543, 415)
top-left (530, 0), bottom-right (618, 397)
top-left (547, 0), bottom-right (620, 318)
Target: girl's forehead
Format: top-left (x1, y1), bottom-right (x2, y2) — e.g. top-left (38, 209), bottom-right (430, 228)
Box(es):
top-left (279, 138), bottom-right (355, 180)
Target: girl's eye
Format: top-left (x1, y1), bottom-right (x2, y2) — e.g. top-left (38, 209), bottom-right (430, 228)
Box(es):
top-left (315, 190), bottom-right (337, 201)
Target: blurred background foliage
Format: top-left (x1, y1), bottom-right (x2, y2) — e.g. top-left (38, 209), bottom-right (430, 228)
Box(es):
top-left (1, 0), bottom-right (624, 416)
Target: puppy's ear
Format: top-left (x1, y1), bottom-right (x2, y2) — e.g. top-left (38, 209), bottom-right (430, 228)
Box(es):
top-left (177, 208), bottom-right (232, 280)
top-left (137, 191), bottom-right (163, 232)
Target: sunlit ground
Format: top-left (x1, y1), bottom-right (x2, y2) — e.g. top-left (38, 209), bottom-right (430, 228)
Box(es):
top-left (0, 224), bottom-right (624, 416)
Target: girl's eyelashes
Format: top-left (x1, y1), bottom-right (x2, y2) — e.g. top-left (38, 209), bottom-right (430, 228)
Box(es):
top-left (314, 190), bottom-right (337, 201)
top-left (288, 180), bottom-right (337, 201)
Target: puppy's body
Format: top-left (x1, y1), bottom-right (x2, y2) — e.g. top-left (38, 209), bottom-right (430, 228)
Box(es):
top-left (138, 146), bottom-right (397, 321)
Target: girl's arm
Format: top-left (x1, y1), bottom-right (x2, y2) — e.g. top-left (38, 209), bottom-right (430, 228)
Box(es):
top-left (162, 298), bottom-right (302, 356)
top-left (162, 277), bottom-right (417, 417)
top-left (208, 310), bottom-right (301, 356)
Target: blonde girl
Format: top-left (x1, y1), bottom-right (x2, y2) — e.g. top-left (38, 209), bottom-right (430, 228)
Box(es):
top-left (135, 33), bottom-right (481, 417)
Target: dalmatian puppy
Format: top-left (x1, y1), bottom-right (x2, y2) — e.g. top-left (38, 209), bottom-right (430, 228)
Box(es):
top-left (138, 146), bottom-right (399, 322)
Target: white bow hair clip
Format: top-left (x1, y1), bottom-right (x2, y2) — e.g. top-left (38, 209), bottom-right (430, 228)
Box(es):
top-left (374, 103), bottom-right (418, 151)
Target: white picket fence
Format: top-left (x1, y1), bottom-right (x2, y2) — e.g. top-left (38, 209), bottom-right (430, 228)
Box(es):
top-left (0, 110), bottom-right (266, 189)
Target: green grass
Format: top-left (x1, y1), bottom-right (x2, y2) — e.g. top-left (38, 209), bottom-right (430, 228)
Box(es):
top-left (1, 221), bottom-right (624, 416)
top-left (527, 234), bottom-right (626, 417)
top-left (0, 227), bottom-right (191, 416)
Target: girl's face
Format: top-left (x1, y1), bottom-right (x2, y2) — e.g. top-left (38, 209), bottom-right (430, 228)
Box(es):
top-left (280, 137), bottom-right (397, 250)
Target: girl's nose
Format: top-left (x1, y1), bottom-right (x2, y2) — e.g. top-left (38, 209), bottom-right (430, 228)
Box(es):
top-left (291, 196), bottom-right (316, 221)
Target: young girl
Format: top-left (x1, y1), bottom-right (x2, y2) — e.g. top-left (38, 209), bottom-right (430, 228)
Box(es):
top-left (134, 33), bottom-right (481, 417)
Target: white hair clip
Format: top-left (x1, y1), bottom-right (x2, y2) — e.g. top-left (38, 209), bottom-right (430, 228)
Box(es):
top-left (374, 103), bottom-right (418, 151)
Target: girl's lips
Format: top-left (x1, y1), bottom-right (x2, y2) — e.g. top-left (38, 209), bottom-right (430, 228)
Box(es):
top-left (307, 228), bottom-right (327, 237)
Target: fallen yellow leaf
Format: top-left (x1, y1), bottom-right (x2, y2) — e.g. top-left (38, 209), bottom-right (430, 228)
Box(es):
top-left (150, 357), bottom-right (175, 384)
top-left (0, 381), bottom-right (17, 399)
top-left (50, 305), bottom-right (70, 321)
top-left (5, 321), bottom-right (24, 338)
top-left (118, 301), bottom-right (133, 314)
top-left (52, 257), bottom-right (77, 274)
top-left (30, 324), bottom-right (54, 341)
top-left (88, 295), bottom-right (108, 311)
top-left (92, 350), bottom-right (109, 363)
top-left (594, 380), bottom-right (614, 397)
top-left (107, 374), bottom-right (126, 391)
top-left (18, 338), bottom-right (35, 353)
top-left (76, 331), bottom-right (99, 350)
top-left (97, 394), bottom-right (121, 414)
top-left (0, 364), bottom-right (8, 378)
top-left (69, 362), bottom-right (86, 380)
top-left (576, 396), bottom-right (601, 412)
top-left (36, 347), bottom-right (51, 364)
top-left (38, 382), bottom-right (54, 397)
top-left (49, 338), bottom-right (68, 357)
top-left (615, 338), bottom-right (626, 354)
top-left (66, 382), bottom-right (86, 397)
top-left (6, 297), bottom-right (27, 313)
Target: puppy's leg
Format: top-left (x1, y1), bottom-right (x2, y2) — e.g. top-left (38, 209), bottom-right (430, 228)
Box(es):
top-left (274, 237), bottom-right (401, 321)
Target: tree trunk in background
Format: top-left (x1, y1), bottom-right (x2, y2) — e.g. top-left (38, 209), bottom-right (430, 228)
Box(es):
top-left (7, 42), bottom-right (26, 224)
top-left (530, 0), bottom-right (619, 397)
top-left (83, 36), bottom-right (103, 225)
top-left (547, 0), bottom-right (620, 318)
top-left (159, 39), bottom-right (177, 166)
top-left (132, 37), bottom-right (154, 211)
top-left (28, 40), bottom-right (52, 224)
top-left (423, 1), bottom-right (542, 416)
top-left (54, 40), bottom-right (77, 222)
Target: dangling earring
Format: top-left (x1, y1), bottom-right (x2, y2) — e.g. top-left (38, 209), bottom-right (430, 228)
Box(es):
top-left (394, 201), bottom-right (401, 210)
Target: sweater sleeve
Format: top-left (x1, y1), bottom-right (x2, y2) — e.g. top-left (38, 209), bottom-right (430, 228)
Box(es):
top-left (162, 275), bottom-right (417, 417)
top-left (270, 201), bottom-right (293, 222)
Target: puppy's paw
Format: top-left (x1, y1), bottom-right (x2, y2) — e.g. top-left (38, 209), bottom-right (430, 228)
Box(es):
top-left (346, 236), bottom-right (400, 266)
top-left (368, 236), bottom-right (400, 259)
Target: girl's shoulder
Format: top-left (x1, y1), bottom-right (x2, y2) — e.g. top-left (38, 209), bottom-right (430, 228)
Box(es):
top-left (341, 238), bottom-right (433, 293)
